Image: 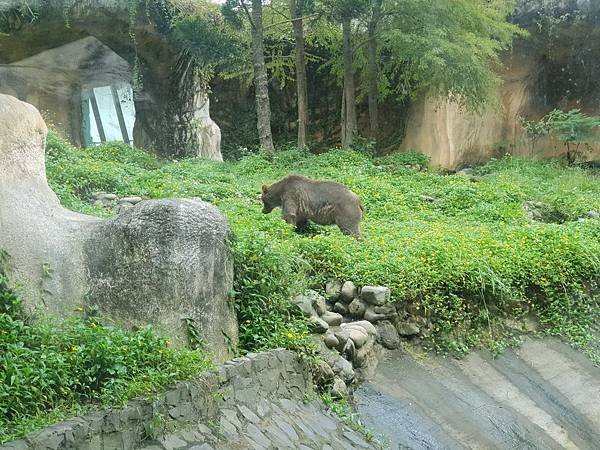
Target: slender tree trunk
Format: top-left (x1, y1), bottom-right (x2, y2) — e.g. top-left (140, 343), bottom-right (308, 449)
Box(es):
top-left (290, 0), bottom-right (309, 148)
top-left (251, 0), bottom-right (275, 153)
top-left (341, 17), bottom-right (357, 149)
top-left (367, 0), bottom-right (382, 143)
top-left (341, 88), bottom-right (346, 147)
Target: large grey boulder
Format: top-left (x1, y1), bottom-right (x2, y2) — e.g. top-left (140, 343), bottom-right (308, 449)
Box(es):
top-left (0, 94), bottom-right (237, 361)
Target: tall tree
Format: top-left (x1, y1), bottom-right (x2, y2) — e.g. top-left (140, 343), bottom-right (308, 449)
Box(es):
top-left (330, 0), bottom-right (368, 149)
top-left (366, 0), bottom-right (382, 140)
top-left (357, 0), bottom-right (526, 114)
top-left (250, 0), bottom-right (275, 153)
top-left (289, 0), bottom-right (309, 148)
top-left (341, 17), bottom-right (357, 149)
top-left (223, 0), bottom-right (275, 153)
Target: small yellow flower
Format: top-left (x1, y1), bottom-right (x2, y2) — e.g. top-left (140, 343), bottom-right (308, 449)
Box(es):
top-left (287, 332), bottom-right (295, 339)
top-left (74, 306), bottom-right (84, 312)
top-left (71, 346), bottom-right (78, 352)
top-left (165, 340), bottom-right (171, 346)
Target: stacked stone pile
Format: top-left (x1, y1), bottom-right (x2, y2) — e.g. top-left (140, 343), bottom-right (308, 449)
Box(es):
top-left (293, 280), bottom-right (433, 395)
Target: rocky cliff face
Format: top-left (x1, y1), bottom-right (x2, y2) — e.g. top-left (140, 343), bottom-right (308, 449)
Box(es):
top-left (401, 0), bottom-right (600, 168)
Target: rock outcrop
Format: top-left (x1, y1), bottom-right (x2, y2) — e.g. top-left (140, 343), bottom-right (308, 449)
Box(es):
top-left (299, 279), bottom-right (436, 385)
top-left (0, 94), bottom-right (237, 361)
top-left (0, 1), bottom-right (223, 160)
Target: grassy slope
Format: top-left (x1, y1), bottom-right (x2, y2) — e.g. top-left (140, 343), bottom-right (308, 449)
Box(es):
top-left (45, 132), bottom-right (600, 358)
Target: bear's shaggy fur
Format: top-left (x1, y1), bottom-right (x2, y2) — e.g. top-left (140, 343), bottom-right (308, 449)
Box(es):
top-left (261, 175), bottom-right (363, 238)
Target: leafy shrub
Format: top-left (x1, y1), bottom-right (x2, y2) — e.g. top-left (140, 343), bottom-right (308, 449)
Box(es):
top-left (233, 230), bottom-right (313, 352)
top-left (520, 109), bottom-right (600, 163)
top-left (0, 270), bottom-right (211, 442)
top-left (44, 133), bottom-right (600, 360)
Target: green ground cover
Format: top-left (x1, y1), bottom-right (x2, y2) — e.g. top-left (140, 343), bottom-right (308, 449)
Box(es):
top-left (4, 131), bottom-right (600, 441)
top-left (0, 269), bottom-right (211, 442)
top-left (43, 132), bottom-right (600, 362)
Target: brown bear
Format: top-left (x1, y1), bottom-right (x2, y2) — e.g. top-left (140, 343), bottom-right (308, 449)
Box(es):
top-left (261, 175), bottom-right (364, 238)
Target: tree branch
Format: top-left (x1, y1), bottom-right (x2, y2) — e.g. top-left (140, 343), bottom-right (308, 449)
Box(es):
top-left (266, 5), bottom-right (290, 23)
top-left (238, 0), bottom-right (255, 30)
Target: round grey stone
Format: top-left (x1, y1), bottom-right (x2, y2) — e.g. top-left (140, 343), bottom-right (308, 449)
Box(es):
top-left (396, 321), bottom-right (420, 336)
top-left (332, 302), bottom-right (349, 316)
top-left (310, 316), bottom-right (329, 333)
top-left (97, 193), bottom-right (118, 201)
top-left (325, 279), bottom-right (343, 301)
top-left (321, 311), bottom-right (343, 327)
top-left (373, 303), bottom-right (396, 315)
top-left (364, 308), bottom-right (389, 323)
top-left (121, 196), bottom-right (143, 204)
top-left (340, 281), bottom-right (358, 303)
top-left (315, 359), bottom-right (335, 384)
top-left (344, 320), bottom-right (377, 336)
top-left (323, 332), bottom-right (339, 349)
top-left (376, 320), bottom-right (401, 349)
top-left (312, 293), bottom-right (328, 316)
top-left (292, 293), bottom-right (318, 318)
top-left (348, 298), bottom-right (366, 318)
top-left (360, 286), bottom-right (391, 306)
top-left (331, 377), bottom-right (348, 399)
top-left (347, 328), bottom-right (369, 348)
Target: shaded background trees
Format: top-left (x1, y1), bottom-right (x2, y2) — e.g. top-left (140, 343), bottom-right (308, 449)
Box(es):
top-left (8, 0), bottom-right (597, 164)
top-left (173, 0), bottom-right (524, 156)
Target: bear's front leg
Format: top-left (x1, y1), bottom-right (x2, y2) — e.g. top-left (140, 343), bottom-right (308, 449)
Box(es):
top-left (282, 201), bottom-right (298, 227)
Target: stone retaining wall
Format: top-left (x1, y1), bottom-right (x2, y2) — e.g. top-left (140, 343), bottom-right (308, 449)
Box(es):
top-left (1, 350), bottom-right (376, 450)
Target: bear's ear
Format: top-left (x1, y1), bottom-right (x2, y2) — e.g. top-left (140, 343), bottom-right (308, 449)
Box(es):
top-left (261, 184), bottom-right (268, 193)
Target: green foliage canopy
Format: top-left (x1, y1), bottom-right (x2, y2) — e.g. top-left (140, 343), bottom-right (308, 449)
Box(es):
top-left (172, 2), bottom-right (245, 80)
top-left (356, 0), bottom-right (527, 109)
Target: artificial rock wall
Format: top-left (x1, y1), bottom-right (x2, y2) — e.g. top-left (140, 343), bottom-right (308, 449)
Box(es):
top-left (0, 94), bottom-right (237, 360)
top-left (401, 0), bottom-right (600, 168)
top-left (0, 0), bottom-right (223, 160)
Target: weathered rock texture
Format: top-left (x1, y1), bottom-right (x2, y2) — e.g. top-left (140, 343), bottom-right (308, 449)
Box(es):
top-left (356, 338), bottom-right (600, 450)
top-left (0, 1), bottom-right (223, 160)
top-left (0, 350), bottom-right (375, 449)
top-left (194, 93), bottom-right (223, 161)
top-left (0, 94), bottom-right (237, 360)
top-left (400, 0), bottom-right (600, 168)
